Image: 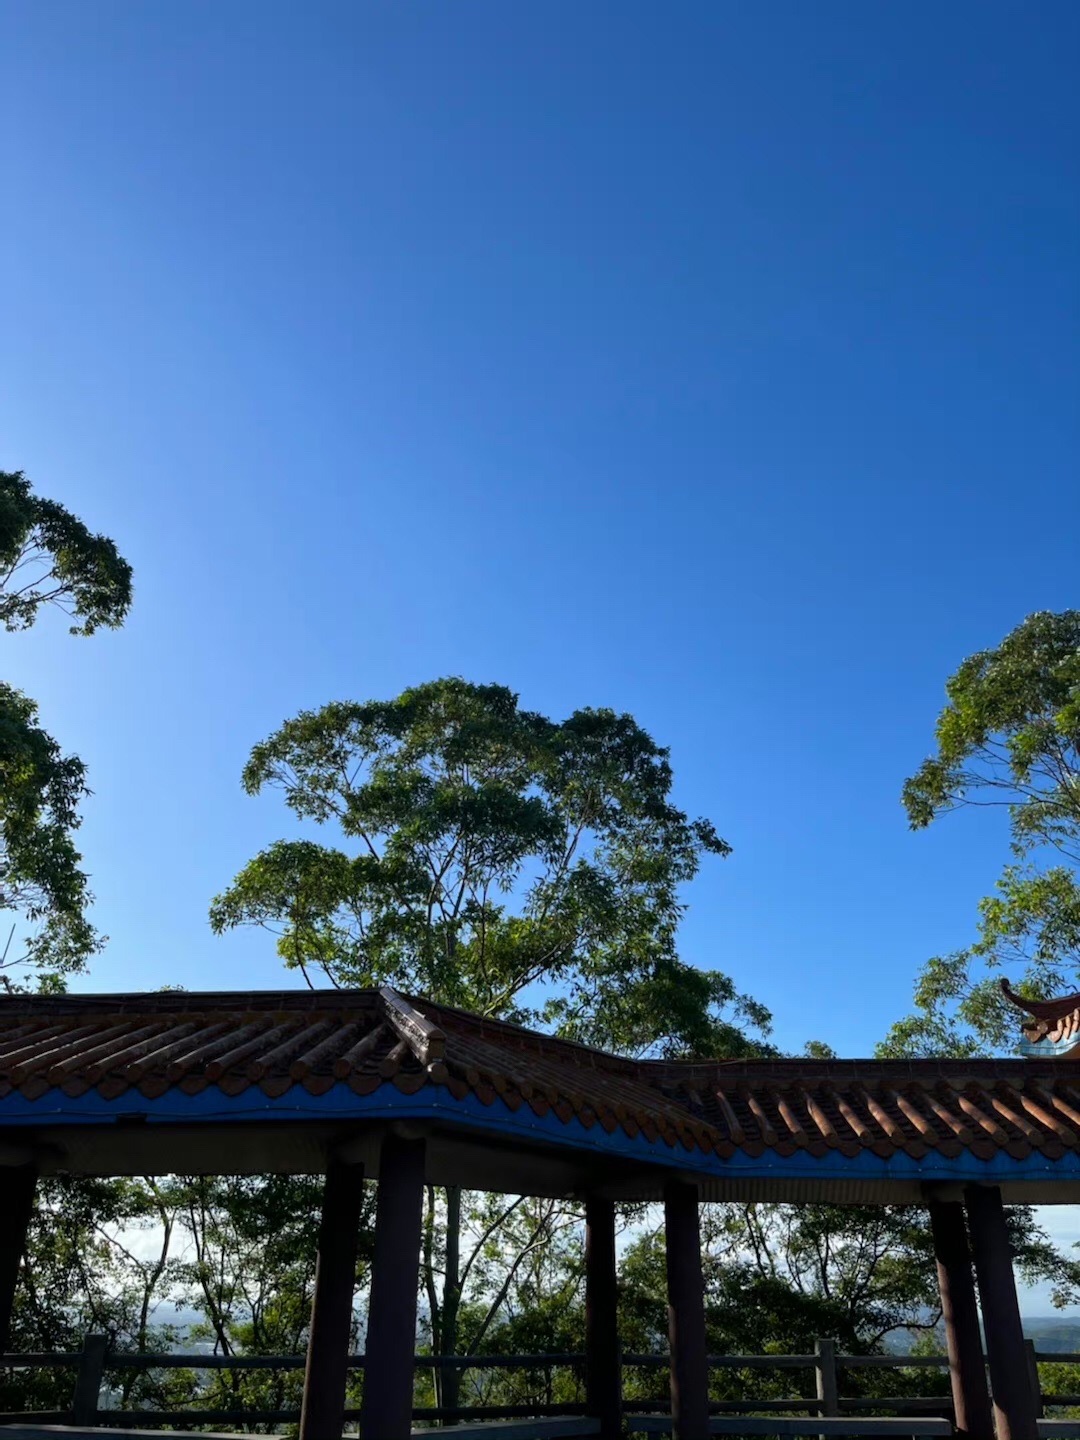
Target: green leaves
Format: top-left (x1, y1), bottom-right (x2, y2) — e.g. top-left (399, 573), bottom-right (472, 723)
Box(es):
top-left (214, 677), bottom-right (767, 1055)
top-left (616, 1199), bottom-right (1057, 1381)
top-left (0, 471), bottom-right (132, 634)
top-left (903, 610), bottom-right (1080, 852)
top-left (0, 469), bottom-right (132, 982)
top-left (890, 610), bottom-right (1080, 1056)
top-left (0, 683), bottom-right (100, 984)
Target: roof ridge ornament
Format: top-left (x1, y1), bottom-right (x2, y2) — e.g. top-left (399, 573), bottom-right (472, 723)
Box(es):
top-left (1001, 979), bottom-right (1080, 1058)
top-left (378, 986), bottom-right (447, 1065)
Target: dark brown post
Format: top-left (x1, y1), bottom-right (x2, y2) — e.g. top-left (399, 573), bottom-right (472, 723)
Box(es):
top-left (360, 1133), bottom-right (426, 1440)
top-left (929, 1200), bottom-right (993, 1440)
top-left (585, 1196), bottom-right (621, 1440)
top-left (300, 1158), bottom-right (366, 1440)
top-left (0, 1166), bottom-right (36, 1354)
top-left (1024, 1339), bottom-right (1044, 1418)
top-left (965, 1184), bottom-right (1038, 1440)
top-left (664, 1179), bottom-right (709, 1440)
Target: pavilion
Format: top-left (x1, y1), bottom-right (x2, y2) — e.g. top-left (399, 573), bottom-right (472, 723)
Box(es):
top-left (1, 980), bottom-right (1079, 1440)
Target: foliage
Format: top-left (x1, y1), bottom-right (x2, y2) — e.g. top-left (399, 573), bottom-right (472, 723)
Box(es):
top-left (0, 684), bottom-right (97, 982)
top-left (0, 471), bottom-right (132, 635)
top-left (618, 1202), bottom-right (944, 1392)
top-left (211, 678), bottom-right (766, 1055)
top-left (417, 1193), bottom-right (587, 1415)
top-left (3, 1177), bottom-right (186, 1416)
top-left (619, 1199), bottom-right (1063, 1407)
top-left (166, 1174), bottom-right (373, 1423)
top-left (416, 1196), bottom-right (957, 1416)
top-left (0, 470), bottom-right (133, 981)
top-left (4, 1172), bottom-right (376, 1426)
top-left (886, 611), bottom-right (1080, 1055)
top-left (418, 1195), bottom-right (1074, 1414)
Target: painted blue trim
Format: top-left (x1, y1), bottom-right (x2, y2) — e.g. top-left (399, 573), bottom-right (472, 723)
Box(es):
top-left (1019, 1036), bottom-right (1080, 1059)
top-left (5, 1083), bottom-right (1080, 1186)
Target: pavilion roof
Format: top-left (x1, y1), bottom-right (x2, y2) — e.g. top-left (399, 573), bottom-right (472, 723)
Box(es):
top-left (2, 985), bottom-right (1080, 1170)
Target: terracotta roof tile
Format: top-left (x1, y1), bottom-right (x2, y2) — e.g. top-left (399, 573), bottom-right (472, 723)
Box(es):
top-left (3, 986), bottom-right (1080, 1166)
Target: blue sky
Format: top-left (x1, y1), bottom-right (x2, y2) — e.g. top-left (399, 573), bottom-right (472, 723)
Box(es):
top-left (2, 0), bottom-right (1079, 1067)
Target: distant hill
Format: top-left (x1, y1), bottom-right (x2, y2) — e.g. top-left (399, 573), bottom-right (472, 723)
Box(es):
top-left (883, 1316), bottom-right (1080, 1356)
top-left (1024, 1317), bottom-right (1080, 1354)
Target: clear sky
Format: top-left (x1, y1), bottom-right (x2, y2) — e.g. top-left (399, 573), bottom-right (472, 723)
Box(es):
top-left (2, 1), bottom-right (1078, 1067)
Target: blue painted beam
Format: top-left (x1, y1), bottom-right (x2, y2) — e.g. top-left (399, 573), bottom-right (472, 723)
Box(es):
top-left (3, 1082), bottom-right (1080, 1188)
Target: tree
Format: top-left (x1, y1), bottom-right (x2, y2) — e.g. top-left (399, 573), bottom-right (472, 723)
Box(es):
top-left (0, 684), bottom-right (95, 978)
top-left (212, 678), bottom-right (770, 1407)
top-left (617, 1200), bottom-right (1068, 1407)
top-left (3, 1176), bottom-right (187, 1418)
top-left (0, 470), bottom-right (133, 984)
top-left (210, 678), bottom-right (767, 1053)
top-left (0, 470), bottom-right (132, 634)
top-left (4, 1171), bottom-right (376, 1423)
top-left (417, 1192), bottom-right (587, 1416)
top-left (168, 1174), bottom-right (374, 1422)
top-left (885, 611), bottom-right (1080, 1056)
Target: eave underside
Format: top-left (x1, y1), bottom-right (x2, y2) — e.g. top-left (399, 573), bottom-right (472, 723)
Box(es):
top-left (8, 1102), bottom-right (1080, 1205)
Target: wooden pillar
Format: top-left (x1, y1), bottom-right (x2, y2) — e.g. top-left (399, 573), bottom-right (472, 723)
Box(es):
top-left (929, 1200), bottom-right (993, 1440)
top-left (965, 1185), bottom-right (1038, 1440)
top-left (664, 1179), bottom-right (709, 1440)
top-left (585, 1196), bottom-right (621, 1440)
top-left (360, 1133), bottom-right (426, 1440)
top-left (299, 1158), bottom-right (366, 1440)
top-left (0, 1166), bottom-right (36, 1354)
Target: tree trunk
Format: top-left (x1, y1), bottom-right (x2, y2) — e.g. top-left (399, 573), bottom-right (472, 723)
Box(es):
top-left (440, 1184), bottom-right (463, 1423)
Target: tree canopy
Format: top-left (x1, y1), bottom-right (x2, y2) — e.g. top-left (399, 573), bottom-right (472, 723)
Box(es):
top-left (0, 684), bottom-right (95, 980)
top-left (884, 610), bottom-right (1080, 1055)
top-left (211, 677), bottom-right (769, 1056)
top-left (0, 469), bottom-right (132, 983)
top-left (0, 470), bottom-right (132, 634)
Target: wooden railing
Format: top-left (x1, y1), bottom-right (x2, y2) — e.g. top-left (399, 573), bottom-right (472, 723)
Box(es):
top-left (0, 1335), bottom-right (1073, 1430)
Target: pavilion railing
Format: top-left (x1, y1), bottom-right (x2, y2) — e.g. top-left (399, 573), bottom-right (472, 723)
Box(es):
top-left (0, 1333), bottom-right (1068, 1430)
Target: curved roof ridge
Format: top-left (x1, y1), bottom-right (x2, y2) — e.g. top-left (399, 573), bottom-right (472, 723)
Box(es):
top-left (403, 993), bottom-right (648, 1072)
top-left (1001, 977), bottom-right (1080, 1022)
